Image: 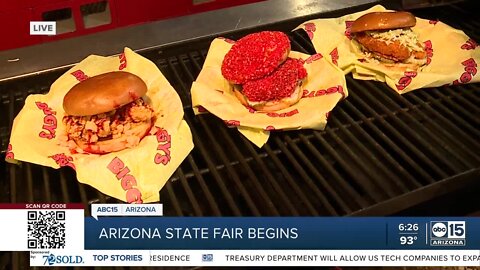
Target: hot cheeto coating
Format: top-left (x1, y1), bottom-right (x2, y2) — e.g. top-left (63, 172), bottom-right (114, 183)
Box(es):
top-left (221, 31), bottom-right (291, 84)
top-left (242, 58), bottom-right (307, 102)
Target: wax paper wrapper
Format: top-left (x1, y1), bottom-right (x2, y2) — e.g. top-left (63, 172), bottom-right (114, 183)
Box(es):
top-left (6, 47), bottom-right (194, 203)
top-left (190, 37), bottom-right (348, 148)
top-left (296, 5), bottom-right (480, 94)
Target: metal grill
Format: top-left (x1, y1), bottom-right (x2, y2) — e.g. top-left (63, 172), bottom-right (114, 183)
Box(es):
top-left (0, 1), bottom-right (479, 269)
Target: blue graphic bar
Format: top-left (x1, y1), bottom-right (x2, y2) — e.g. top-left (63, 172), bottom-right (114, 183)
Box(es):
top-left (84, 217), bottom-right (478, 250)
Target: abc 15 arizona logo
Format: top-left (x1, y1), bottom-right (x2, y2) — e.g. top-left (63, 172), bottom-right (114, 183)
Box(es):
top-left (430, 221), bottom-right (466, 246)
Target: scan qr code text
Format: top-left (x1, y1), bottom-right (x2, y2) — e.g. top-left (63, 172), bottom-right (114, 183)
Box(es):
top-left (27, 211), bottom-right (66, 249)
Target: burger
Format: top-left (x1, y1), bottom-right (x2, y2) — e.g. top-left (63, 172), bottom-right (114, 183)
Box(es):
top-left (221, 31), bottom-right (307, 112)
top-left (350, 11), bottom-right (427, 69)
top-left (62, 71), bottom-right (155, 154)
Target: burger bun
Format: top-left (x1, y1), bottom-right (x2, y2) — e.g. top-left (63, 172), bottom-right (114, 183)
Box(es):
top-left (63, 71), bottom-right (147, 116)
top-left (351, 11), bottom-right (416, 33)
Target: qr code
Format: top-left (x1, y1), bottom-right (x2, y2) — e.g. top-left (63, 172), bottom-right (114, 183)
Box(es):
top-left (27, 211), bottom-right (66, 249)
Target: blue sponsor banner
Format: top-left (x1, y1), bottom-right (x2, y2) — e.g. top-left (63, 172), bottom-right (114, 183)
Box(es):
top-left (84, 217), bottom-right (479, 250)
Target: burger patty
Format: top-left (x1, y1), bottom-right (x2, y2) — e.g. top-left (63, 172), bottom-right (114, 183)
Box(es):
top-left (355, 32), bottom-right (411, 62)
top-left (355, 31), bottom-right (428, 64)
top-left (63, 98), bottom-right (154, 144)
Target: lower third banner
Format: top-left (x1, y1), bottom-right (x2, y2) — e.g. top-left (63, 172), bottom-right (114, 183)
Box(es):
top-left (83, 217), bottom-right (479, 250)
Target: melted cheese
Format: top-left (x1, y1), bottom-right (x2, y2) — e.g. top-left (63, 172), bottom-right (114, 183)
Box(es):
top-left (366, 28), bottom-right (424, 52)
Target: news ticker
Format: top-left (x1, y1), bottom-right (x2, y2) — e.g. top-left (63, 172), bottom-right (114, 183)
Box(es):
top-left (29, 250), bottom-right (480, 267)
top-left (0, 203), bottom-right (479, 267)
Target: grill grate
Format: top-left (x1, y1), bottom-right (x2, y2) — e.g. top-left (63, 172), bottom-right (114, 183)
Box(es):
top-left (0, 6), bottom-right (479, 216)
top-left (1, 1), bottom-right (480, 269)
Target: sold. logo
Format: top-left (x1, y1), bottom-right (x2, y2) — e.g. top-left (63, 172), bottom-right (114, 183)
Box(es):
top-left (43, 254), bottom-right (84, 265)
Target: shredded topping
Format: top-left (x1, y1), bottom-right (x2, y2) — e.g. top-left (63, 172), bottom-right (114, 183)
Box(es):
top-left (63, 98), bottom-right (154, 144)
top-left (242, 58), bottom-right (307, 102)
top-left (366, 28), bottom-right (424, 52)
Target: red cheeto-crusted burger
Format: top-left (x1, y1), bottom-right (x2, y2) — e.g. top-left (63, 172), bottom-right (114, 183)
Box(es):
top-left (350, 11), bottom-right (427, 69)
top-left (62, 71), bottom-right (155, 154)
top-left (221, 31), bottom-right (308, 112)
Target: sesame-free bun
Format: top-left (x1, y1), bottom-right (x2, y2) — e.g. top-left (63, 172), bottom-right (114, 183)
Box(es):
top-left (63, 71), bottom-right (147, 116)
top-left (350, 11), bottom-right (416, 33)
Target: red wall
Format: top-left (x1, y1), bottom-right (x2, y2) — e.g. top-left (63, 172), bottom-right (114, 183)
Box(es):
top-left (0, 0), bottom-right (264, 51)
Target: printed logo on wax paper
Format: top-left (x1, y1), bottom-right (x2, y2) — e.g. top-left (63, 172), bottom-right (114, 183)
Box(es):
top-left (152, 127), bottom-right (172, 166)
top-left (36, 102), bottom-right (57, 140)
top-left (424, 40), bottom-right (433, 65)
top-left (218, 37), bottom-right (236, 44)
top-left (345, 21), bottom-right (354, 40)
top-left (395, 71), bottom-right (417, 91)
top-left (6, 144), bottom-right (14, 159)
top-left (107, 157), bottom-right (143, 204)
top-left (461, 38), bottom-right (479, 50)
top-left (453, 58), bottom-right (477, 85)
top-left (194, 105), bottom-right (208, 113)
top-left (70, 70), bottom-right (89, 81)
top-left (304, 22), bottom-right (316, 40)
top-left (224, 120), bottom-right (240, 127)
top-left (266, 109), bottom-right (299, 118)
top-left (119, 52), bottom-right (127, 70)
top-left (330, 48), bottom-right (339, 66)
top-left (49, 153), bottom-right (76, 170)
top-left (302, 85), bottom-right (346, 99)
top-left (305, 53), bottom-right (323, 64)
top-left (244, 105), bottom-right (256, 113)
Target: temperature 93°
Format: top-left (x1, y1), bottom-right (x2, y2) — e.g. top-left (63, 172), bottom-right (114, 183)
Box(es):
top-left (400, 235), bottom-right (418, 245)
top-left (398, 223), bottom-right (419, 232)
